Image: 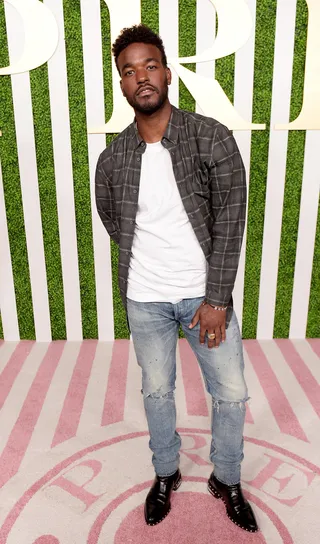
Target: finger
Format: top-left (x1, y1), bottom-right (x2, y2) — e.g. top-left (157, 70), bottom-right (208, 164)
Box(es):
top-left (214, 327), bottom-right (221, 348)
top-left (221, 324), bottom-right (226, 343)
top-left (189, 310), bottom-right (200, 329)
top-left (207, 330), bottom-right (215, 350)
top-left (199, 324), bottom-right (206, 344)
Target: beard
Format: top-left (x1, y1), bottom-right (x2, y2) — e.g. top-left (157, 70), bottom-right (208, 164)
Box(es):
top-left (125, 81), bottom-right (169, 115)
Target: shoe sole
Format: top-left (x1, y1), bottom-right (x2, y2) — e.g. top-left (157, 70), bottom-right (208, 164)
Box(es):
top-left (207, 481), bottom-right (258, 533)
top-left (146, 474), bottom-right (182, 527)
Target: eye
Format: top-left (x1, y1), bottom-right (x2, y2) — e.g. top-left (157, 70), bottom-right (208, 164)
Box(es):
top-left (147, 65), bottom-right (157, 70)
top-left (124, 70), bottom-right (134, 76)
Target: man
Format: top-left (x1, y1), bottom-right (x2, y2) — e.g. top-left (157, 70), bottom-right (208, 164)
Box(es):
top-left (95, 24), bottom-right (258, 533)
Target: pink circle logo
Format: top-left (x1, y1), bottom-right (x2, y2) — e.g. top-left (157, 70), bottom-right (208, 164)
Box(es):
top-left (0, 430), bottom-right (318, 543)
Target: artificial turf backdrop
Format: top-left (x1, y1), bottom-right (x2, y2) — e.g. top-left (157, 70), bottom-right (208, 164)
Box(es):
top-left (0, 0), bottom-right (319, 340)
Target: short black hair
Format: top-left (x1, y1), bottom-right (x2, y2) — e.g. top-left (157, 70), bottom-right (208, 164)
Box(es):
top-left (112, 24), bottom-right (167, 73)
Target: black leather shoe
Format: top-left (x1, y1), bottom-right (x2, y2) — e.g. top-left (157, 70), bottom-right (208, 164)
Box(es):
top-left (208, 472), bottom-right (258, 532)
top-left (145, 469), bottom-right (182, 526)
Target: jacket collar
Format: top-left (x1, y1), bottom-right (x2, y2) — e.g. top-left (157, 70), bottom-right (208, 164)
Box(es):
top-left (129, 104), bottom-right (180, 148)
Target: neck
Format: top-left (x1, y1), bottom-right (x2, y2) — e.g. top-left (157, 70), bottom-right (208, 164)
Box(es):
top-left (135, 100), bottom-right (172, 143)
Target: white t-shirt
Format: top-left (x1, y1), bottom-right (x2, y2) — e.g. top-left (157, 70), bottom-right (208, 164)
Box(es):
top-left (127, 141), bottom-right (207, 302)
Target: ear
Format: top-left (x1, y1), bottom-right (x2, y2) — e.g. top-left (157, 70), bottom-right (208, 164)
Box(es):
top-left (166, 67), bottom-right (172, 86)
top-left (120, 79), bottom-right (125, 96)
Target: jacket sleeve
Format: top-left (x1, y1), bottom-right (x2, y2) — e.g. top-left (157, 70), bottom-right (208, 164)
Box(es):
top-left (205, 126), bottom-right (247, 307)
top-left (95, 154), bottom-right (120, 245)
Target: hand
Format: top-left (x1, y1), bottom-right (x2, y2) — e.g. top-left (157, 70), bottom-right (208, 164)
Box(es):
top-left (188, 302), bottom-right (226, 348)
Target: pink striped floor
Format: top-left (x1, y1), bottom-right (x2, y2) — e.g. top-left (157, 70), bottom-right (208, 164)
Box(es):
top-left (0, 339), bottom-right (319, 543)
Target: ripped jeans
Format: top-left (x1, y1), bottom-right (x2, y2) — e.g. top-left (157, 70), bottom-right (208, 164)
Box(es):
top-left (127, 296), bottom-right (248, 485)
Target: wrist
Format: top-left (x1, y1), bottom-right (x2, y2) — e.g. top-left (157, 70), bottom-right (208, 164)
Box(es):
top-left (202, 300), bottom-right (227, 311)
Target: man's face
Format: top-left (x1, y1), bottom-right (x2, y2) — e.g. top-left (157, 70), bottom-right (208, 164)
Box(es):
top-left (118, 42), bottom-right (171, 115)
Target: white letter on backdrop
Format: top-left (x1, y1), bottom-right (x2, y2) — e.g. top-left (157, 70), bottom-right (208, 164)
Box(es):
top-left (168, 0), bottom-right (265, 130)
top-left (90, 0), bottom-right (265, 133)
top-left (88, 0), bottom-right (141, 134)
top-left (275, 0), bottom-right (320, 130)
top-left (0, 0), bottom-right (58, 75)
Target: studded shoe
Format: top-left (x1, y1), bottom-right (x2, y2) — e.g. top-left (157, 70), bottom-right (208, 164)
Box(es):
top-left (208, 472), bottom-right (258, 532)
top-left (144, 469), bottom-right (182, 526)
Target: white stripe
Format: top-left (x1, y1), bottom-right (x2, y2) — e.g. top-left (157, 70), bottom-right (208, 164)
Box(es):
top-left (232, 0), bottom-right (256, 330)
top-left (289, 131), bottom-right (320, 338)
top-left (291, 340), bottom-right (320, 384)
top-left (77, 341), bottom-right (114, 435)
top-left (243, 345), bottom-right (280, 437)
top-left (0, 341), bottom-right (19, 374)
top-left (159, 0), bottom-right (179, 107)
top-left (4, 2), bottom-right (51, 341)
top-left (0, 159), bottom-right (19, 340)
top-left (0, 342), bottom-right (48, 454)
top-left (45, 0), bottom-right (83, 341)
top-left (260, 340), bottom-right (320, 445)
top-left (80, 0), bottom-right (114, 340)
top-left (257, 0), bottom-right (297, 339)
top-left (195, 0), bottom-right (216, 113)
top-left (20, 342), bottom-right (81, 469)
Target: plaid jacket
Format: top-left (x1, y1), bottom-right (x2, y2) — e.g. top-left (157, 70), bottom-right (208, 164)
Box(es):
top-left (95, 106), bottom-right (246, 327)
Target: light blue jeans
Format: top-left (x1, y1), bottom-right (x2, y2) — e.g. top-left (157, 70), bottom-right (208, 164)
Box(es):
top-left (127, 296), bottom-right (248, 485)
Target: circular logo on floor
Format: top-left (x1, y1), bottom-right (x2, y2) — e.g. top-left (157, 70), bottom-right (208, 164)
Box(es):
top-left (0, 430), bottom-right (318, 543)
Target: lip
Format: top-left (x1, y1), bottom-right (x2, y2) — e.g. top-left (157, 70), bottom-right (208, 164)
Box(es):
top-left (136, 86), bottom-right (156, 97)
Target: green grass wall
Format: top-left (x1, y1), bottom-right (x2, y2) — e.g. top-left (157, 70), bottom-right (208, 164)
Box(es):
top-left (0, 0), bottom-right (318, 340)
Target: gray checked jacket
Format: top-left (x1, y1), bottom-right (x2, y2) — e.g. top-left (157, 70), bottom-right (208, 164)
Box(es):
top-left (95, 106), bottom-right (247, 328)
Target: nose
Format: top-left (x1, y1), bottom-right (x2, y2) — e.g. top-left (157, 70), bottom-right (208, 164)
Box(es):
top-left (136, 67), bottom-right (149, 84)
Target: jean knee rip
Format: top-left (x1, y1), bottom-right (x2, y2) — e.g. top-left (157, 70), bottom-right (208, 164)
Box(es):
top-left (142, 386), bottom-right (175, 400)
top-left (212, 398), bottom-right (249, 413)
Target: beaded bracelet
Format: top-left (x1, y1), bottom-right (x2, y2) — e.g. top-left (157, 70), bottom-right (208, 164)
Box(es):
top-left (202, 301), bottom-right (227, 311)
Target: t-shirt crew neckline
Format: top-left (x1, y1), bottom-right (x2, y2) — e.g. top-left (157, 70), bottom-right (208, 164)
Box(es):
top-left (145, 141), bottom-right (162, 151)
